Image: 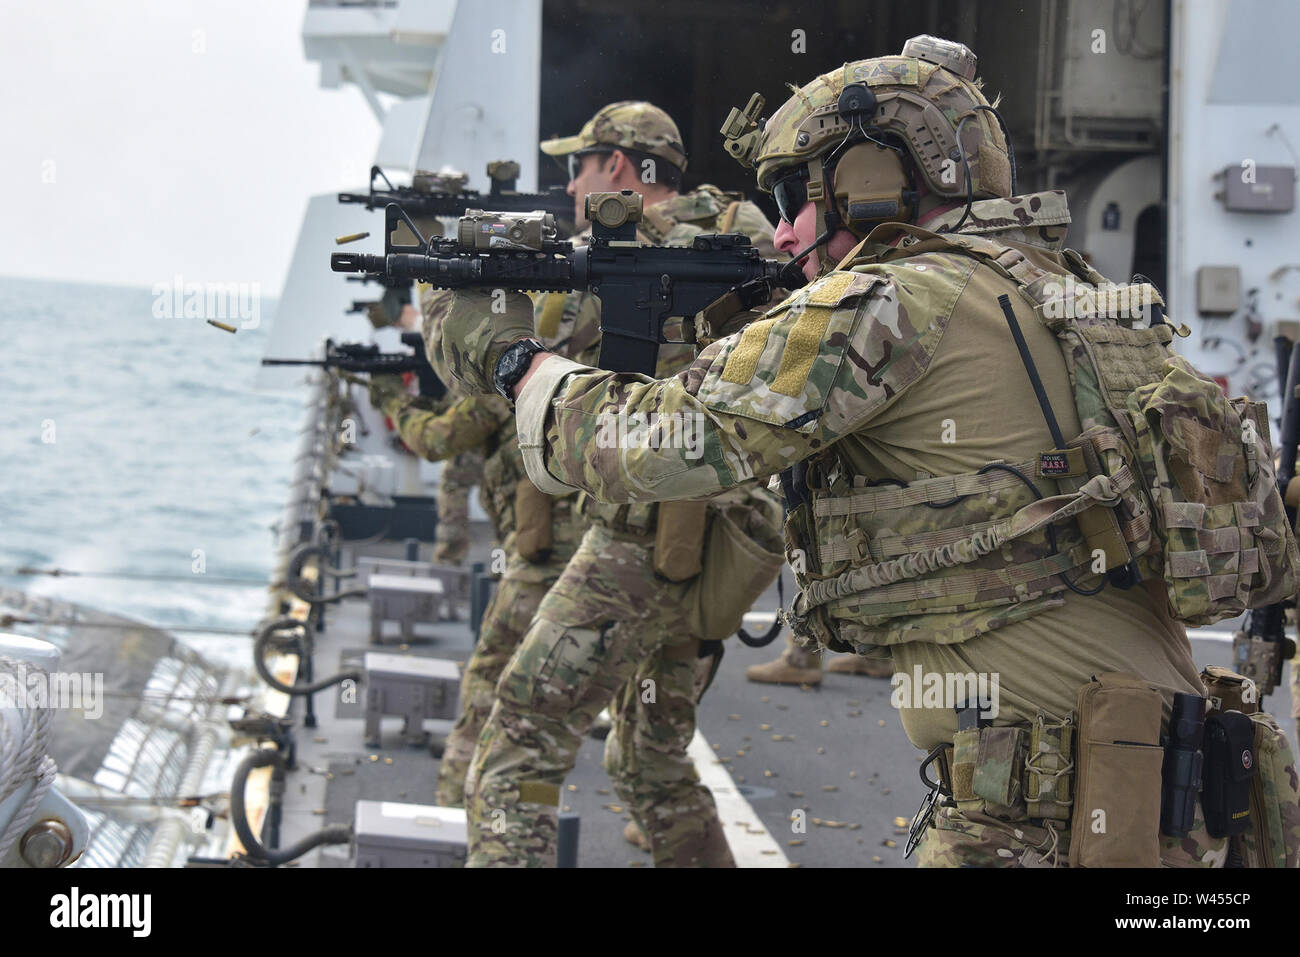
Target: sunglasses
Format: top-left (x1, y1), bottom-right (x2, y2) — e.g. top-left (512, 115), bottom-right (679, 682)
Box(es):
top-left (772, 165), bottom-right (811, 225)
top-left (567, 149), bottom-right (613, 182)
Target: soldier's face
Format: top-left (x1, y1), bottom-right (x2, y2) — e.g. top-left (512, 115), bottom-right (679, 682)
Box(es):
top-left (566, 151), bottom-right (618, 228)
top-left (774, 201), bottom-right (823, 282)
top-left (773, 172), bottom-right (863, 281)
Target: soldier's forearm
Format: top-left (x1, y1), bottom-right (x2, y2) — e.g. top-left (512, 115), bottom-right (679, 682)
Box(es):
top-left (392, 399), bottom-right (507, 463)
top-left (516, 353), bottom-right (822, 504)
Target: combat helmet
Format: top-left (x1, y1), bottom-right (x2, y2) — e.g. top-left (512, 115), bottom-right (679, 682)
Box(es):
top-left (721, 35), bottom-right (1014, 241)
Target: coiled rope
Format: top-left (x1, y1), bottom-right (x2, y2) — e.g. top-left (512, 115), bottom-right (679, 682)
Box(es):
top-left (0, 655), bottom-right (58, 860)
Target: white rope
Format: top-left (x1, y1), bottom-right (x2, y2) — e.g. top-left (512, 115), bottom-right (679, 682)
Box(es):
top-left (0, 654), bottom-right (58, 861)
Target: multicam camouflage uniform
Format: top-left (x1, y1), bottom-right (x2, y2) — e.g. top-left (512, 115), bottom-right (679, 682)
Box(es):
top-left (446, 44), bottom-right (1300, 866)
top-left (457, 102), bottom-right (785, 867)
top-left (363, 289), bottom-right (584, 809)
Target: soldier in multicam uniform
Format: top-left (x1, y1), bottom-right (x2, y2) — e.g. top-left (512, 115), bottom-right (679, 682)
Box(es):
top-left (364, 285), bottom-right (585, 809)
top-left (451, 102), bottom-right (785, 867)
top-left (442, 39), bottom-right (1300, 866)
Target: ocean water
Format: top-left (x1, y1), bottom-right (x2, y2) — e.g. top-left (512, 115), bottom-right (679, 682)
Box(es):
top-left (0, 276), bottom-right (302, 670)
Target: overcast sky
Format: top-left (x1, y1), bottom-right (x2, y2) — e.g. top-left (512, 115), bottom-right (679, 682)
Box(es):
top-left (0, 1), bottom-right (380, 297)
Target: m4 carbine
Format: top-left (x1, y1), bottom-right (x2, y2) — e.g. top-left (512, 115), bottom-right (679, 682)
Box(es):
top-left (262, 332), bottom-right (446, 401)
top-left (338, 162), bottom-right (573, 225)
top-left (330, 191), bottom-right (800, 375)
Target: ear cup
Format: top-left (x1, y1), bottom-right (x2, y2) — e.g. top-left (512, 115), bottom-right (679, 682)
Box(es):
top-left (830, 142), bottom-right (914, 231)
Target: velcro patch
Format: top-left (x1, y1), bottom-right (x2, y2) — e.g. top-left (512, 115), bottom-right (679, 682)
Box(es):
top-left (536, 292), bottom-right (567, 339)
top-left (1037, 447), bottom-right (1087, 478)
top-left (518, 781), bottom-right (561, 805)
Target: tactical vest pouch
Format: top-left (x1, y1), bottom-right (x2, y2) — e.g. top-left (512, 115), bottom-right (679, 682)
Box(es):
top-left (1026, 711), bottom-right (1075, 822)
top-left (1234, 711), bottom-right (1300, 867)
top-left (1201, 664), bottom-right (1260, 715)
top-left (1201, 710), bottom-right (1255, 839)
top-left (971, 726), bottom-right (1028, 817)
top-left (653, 501), bottom-right (710, 582)
top-left (950, 728), bottom-right (981, 811)
top-left (1069, 673), bottom-right (1164, 867)
top-left (685, 493), bottom-right (785, 641)
top-left (1125, 358), bottom-right (1300, 625)
top-left (513, 479), bottom-right (554, 563)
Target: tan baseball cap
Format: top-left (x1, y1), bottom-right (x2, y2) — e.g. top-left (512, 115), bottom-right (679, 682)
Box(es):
top-left (540, 101), bottom-right (688, 172)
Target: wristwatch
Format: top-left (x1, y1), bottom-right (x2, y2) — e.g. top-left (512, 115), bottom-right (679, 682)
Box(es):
top-left (493, 337), bottom-right (548, 401)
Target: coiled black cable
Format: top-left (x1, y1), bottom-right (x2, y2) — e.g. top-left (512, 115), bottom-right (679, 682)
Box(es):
top-left (254, 617), bottom-right (361, 695)
top-left (230, 748), bottom-right (351, 866)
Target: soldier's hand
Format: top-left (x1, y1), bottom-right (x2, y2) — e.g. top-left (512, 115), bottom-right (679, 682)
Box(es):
top-left (438, 288), bottom-right (536, 394)
top-left (367, 373), bottom-right (407, 409)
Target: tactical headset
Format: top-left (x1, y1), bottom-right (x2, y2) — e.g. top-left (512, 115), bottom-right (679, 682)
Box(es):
top-left (775, 81), bottom-right (1017, 276)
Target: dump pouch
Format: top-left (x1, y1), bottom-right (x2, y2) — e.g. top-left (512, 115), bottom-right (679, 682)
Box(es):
top-left (653, 500), bottom-right (710, 582)
top-left (1069, 672), bottom-right (1164, 867)
top-left (1201, 710), bottom-right (1256, 839)
top-left (514, 479), bottom-right (555, 563)
top-left (684, 494), bottom-right (785, 641)
top-left (1235, 711), bottom-right (1300, 867)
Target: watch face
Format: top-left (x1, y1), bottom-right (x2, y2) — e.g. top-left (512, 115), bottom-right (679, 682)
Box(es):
top-left (495, 339), bottom-right (541, 398)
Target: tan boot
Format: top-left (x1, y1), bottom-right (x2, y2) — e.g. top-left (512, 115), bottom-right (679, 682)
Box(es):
top-left (745, 645), bottom-right (822, 686)
top-left (623, 819), bottom-right (651, 852)
top-left (825, 655), bottom-right (894, 678)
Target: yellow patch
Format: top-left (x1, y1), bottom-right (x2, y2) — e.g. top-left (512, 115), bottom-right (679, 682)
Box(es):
top-left (770, 305), bottom-right (834, 396)
top-left (535, 292), bottom-right (567, 338)
top-left (720, 272), bottom-right (861, 389)
top-left (519, 780), bottom-right (561, 805)
top-left (769, 273), bottom-right (860, 395)
top-left (721, 314), bottom-right (778, 384)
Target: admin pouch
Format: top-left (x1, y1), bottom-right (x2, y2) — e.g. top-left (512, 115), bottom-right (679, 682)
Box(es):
top-left (1068, 672), bottom-right (1165, 867)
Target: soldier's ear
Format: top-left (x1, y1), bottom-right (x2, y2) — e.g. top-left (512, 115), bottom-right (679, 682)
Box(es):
top-left (606, 150), bottom-right (629, 179)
